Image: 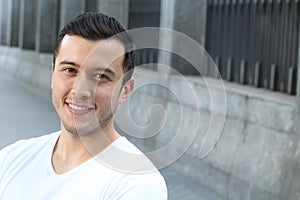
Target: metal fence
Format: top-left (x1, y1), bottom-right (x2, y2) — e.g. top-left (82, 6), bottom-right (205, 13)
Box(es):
top-left (128, 0), bottom-right (161, 70)
top-left (0, 0), bottom-right (98, 53)
top-left (206, 0), bottom-right (300, 95)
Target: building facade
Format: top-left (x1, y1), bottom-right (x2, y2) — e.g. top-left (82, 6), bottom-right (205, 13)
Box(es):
top-left (1, 0), bottom-right (300, 199)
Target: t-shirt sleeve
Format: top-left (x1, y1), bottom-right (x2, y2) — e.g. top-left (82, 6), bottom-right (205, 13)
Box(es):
top-left (0, 147), bottom-right (6, 179)
top-left (0, 143), bottom-right (16, 172)
top-left (0, 143), bottom-right (16, 181)
top-left (0, 139), bottom-right (30, 180)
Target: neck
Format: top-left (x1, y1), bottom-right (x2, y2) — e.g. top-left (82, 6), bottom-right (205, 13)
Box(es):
top-left (52, 120), bottom-right (120, 174)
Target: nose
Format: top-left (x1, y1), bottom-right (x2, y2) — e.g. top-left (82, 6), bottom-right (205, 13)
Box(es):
top-left (72, 74), bottom-right (92, 100)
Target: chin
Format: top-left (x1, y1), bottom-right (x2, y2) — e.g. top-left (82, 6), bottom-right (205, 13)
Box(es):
top-left (63, 121), bottom-right (111, 137)
top-left (63, 122), bottom-right (92, 135)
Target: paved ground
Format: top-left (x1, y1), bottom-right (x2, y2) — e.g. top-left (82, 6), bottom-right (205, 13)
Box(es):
top-left (0, 72), bottom-right (223, 200)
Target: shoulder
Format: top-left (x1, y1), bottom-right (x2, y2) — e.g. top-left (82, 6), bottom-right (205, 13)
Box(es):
top-left (99, 137), bottom-right (158, 173)
top-left (112, 137), bottom-right (144, 154)
top-left (1, 131), bottom-right (59, 155)
top-left (0, 131), bottom-right (60, 169)
top-left (98, 137), bottom-right (168, 199)
top-left (106, 170), bottom-right (168, 200)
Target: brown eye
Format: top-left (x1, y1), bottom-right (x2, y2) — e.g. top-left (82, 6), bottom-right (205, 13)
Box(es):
top-left (96, 73), bottom-right (109, 80)
top-left (65, 68), bottom-right (77, 73)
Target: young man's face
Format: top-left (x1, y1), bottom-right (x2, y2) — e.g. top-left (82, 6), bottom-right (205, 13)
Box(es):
top-left (51, 35), bottom-right (133, 135)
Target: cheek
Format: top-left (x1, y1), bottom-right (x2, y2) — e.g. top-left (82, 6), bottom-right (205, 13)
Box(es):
top-left (94, 89), bottom-right (112, 104)
top-left (52, 76), bottom-right (73, 101)
top-left (55, 73), bottom-right (73, 87)
top-left (51, 82), bottom-right (63, 109)
top-left (94, 87), bottom-right (119, 109)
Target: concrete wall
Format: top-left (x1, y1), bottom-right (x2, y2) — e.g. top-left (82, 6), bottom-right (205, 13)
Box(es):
top-left (1, 0), bottom-right (300, 199)
top-left (117, 68), bottom-right (300, 200)
top-left (1, 46), bottom-right (299, 199)
top-left (98, 0), bottom-right (129, 28)
top-left (157, 0), bottom-right (208, 75)
top-left (0, 46), bottom-right (52, 99)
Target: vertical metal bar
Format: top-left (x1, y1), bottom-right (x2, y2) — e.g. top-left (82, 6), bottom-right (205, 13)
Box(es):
top-left (248, 0), bottom-right (258, 85)
top-left (136, 49), bottom-right (140, 66)
top-left (214, 57), bottom-right (221, 78)
top-left (231, 0), bottom-right (238, 82)
top-left (241, 0), bottom-right (249, 63)
top-left (230, 0), bottom-right (236, 81)
top-left (273, 0), bottom-right (282, 91)
top-left (221, 0), bottom-right (230, 77)
top-left (6, 0), bottom-right (13, 46)
top-left (149, 50), bottom-right (154, 70)
top-left (281, 0), bottom-right (292, 92)
top-left (35, 0), bottom-right (41, 52)
top-left (0, 0), bottom-right (2, 45)
top-left (10, 0), bottom-right (20, 47)
top-left (273, 0), bottom-right (281, 91)
top-left (1, 1), bottom-right (8, 45)
top-left (255, 0), bottom-right (267, 89)
top-left (233, 0), bottom-right (241, 82)
top-left (215, 0), bottom-right (222, 58)
top-left (279, 0), bottom-right (288, 92)
top-left (265, 0), bottom-right (272, 69)
top-left (205, 0), bottom-right (213, 55)
top-left (257, 0), bottom-right (266, 88)
top-left (254, 62), bottom-right (261, 87)
top-left (227, 58), bottom-right (232, 81)
top-left (213, 0), bottom-right (219, 62)
top-left (143, 50), bottom-right (147, 65)
top-left (268, 0), bottom-right (276, 85)
top-left (18, 0), bottom-right (24, 48)
top-left (225, 0), bottom-right (236, 82)
top-left (295, 0), bottom-right (300, 95)
top-left (270, 64), bottom-right (278, 90)
top-left (211, 0), bottom-right (218, 61)
top-left (288, 67), bottom-right (296, 94)
top-left (285, 0), bottom-right (293, 71)
top-left (240, 59), bottom-right (246, 84)
top-left (254, 0), bottom-right (261, 64)
top-left (244, 0), bottom-right (252, 85)
top-left (290, 0), bottom-right (299, 70)
top-left (263, 0), bottom-right (273, 89)
top-left (218, 0), bottom-right (225, 76)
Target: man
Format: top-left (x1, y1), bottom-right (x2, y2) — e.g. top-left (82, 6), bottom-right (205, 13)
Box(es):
top-left (0, 13), bottom-right (167, 199)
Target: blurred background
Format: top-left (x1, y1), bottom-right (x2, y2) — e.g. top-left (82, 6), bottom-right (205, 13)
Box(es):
top-left (0, 0), bottom-right (300, 199)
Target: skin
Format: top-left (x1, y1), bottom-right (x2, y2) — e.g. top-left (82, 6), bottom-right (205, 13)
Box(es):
top-left (51, 35), bottom-right (134, 174)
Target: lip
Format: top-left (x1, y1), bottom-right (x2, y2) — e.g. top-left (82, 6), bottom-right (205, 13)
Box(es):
top-left (66, 102), bottom-right (95, 115)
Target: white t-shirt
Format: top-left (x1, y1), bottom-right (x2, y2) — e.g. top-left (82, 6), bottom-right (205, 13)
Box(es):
top-left (0, 131), bottom-right (167, 200)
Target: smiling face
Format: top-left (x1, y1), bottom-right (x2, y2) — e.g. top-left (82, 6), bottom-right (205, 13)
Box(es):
top-left (52, 35), bottom-right (134, 136)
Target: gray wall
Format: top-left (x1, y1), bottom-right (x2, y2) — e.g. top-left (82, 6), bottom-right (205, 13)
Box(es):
top-left (98, 0), bottom-right (129, 28)
top-left (117, 68), bottom-right (300, 200)
top-left (0, 47), bottom-right (300, 199)
top-left (0, 46), bottom-right (52, 99)
top-left (1, 0), bottom-right (300, 199)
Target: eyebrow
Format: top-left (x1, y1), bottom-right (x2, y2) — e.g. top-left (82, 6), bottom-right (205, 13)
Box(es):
top-left (59, 60), bottom-right (80, 67)
top-left (59, 60), bottom-right (116, 78)
top-left (94, 67), bottom-right (116, 79)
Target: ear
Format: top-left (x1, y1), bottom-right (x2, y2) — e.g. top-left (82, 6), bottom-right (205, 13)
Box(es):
top-left (118, 79), bottom-right (134, 104)
top-left (51, 63), bottom-right (55, 89)
top-left (52, 63), bottom-right (55, 72)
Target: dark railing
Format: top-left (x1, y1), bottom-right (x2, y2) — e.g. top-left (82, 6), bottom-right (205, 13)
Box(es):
top-left (206, 0), bottom-right (300, 95)
top-left (0, 0), bottom-right (98, 53)
top-left (128, 0), bottom-right (161, 70)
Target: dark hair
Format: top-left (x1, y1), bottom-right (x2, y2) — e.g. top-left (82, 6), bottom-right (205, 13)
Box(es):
top-left (53, 12), bottom-right (135, 82)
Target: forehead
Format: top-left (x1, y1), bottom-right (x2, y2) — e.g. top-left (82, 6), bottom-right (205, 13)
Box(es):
top-left (57, 35), bottom-right (125, 71)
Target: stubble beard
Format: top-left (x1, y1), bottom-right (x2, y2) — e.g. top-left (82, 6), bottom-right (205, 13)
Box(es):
top-left (62, 103), bottom-right (118, 136)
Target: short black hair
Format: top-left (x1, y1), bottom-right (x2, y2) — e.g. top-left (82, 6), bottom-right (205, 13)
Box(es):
top-left (53, 12), bottom-right (135, 82)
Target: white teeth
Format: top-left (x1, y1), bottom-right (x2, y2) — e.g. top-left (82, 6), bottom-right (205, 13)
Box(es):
top-left (69, 104), bottom-right (89, 111)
